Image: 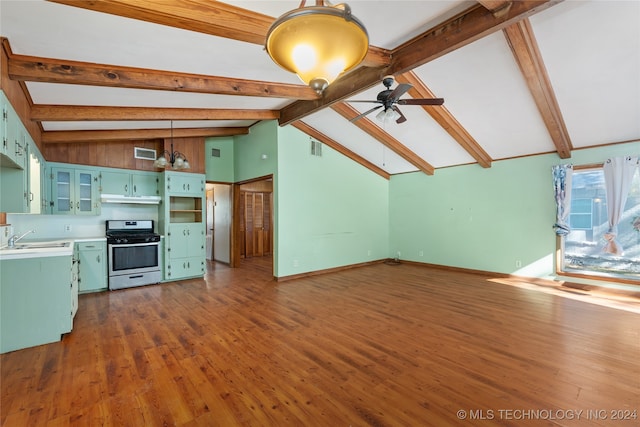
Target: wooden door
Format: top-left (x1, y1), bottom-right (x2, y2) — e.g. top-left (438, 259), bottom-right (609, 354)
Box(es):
top-left (240, 191), bottom-right (272, 258)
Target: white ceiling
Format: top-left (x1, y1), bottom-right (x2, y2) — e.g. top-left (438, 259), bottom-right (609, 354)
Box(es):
top-left (1, 0), bottom-right (639, 175)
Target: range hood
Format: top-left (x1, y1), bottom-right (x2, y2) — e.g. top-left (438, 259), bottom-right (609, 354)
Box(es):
top-left (100, 194), bottom-right (161, 205)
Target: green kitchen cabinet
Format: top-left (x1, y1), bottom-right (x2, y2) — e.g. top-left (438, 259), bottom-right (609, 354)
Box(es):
top-left (159, 171), bottom-right (206, 281)
top-left (50, 167), bottom-right (99, 215)
top-left (166, 222), bottom-right (205, 280)
top-left (165, 172), bottom-right (204, 196)
top-left (0, 91), bottom-right (23, 168)
top-left (0, 254), bottom-right (76, 354)
top-left (100, 169), bottom-right (159, 197)
top-left (77, 240), bottom-right (108, 293)
top-left (0, 91), bottom-right (45, 214)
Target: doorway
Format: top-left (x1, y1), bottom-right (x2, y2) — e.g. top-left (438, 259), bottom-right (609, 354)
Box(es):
top-left (231, 176), bottom-right (273, 272)
top-left (205, 183), bottom-right (232, 264)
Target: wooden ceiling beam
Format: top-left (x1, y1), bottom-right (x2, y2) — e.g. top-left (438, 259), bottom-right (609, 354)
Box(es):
top-left (47, 0), bottom-right (274, 45)
top-left (42, 127), bottom-right (249, 143)
top-left (7, 53), bottom-right (319, 100)
top-left (396, 72), bottom-right (493, 168)
top-left (31, 105), bottom-right (279, 121)
top-left (46, 0), bottom-right (391, 68)
top-left (280, 0), bottom-right (560, 125)
top-left (331, 103), bottom-right (435, 175)
top-left (503, 18), bottom-right (572, 159)
top-left (291, 121), bottom-right (390, 180)
top-left (477, 0), bottom-right (513, 18)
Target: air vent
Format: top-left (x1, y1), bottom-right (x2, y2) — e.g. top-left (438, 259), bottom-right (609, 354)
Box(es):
top-left (211, 148), bottom-right (221, 158)
top-left (310, 140), bottom-right (322, 157)
top-left (134, 147), bottom-right (157, 160)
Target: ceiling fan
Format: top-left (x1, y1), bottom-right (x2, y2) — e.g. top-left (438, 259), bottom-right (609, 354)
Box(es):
top-left (348, 76), bottom-right (444, 124)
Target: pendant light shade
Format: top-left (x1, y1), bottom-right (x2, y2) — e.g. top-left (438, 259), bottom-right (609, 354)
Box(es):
top-left (265, 1), bottom-right (368, 94)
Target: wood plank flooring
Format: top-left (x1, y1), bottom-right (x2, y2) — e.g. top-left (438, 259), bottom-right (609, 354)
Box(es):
top-left (2, 258), bottom-right (639, 426)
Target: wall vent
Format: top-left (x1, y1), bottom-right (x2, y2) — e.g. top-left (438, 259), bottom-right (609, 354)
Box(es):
top-left (211, 148), bottom-right (221, 157)
top-left (134, 147), bottom-right (157, 160)
top-left (310, 140), bottom-right (322, 157)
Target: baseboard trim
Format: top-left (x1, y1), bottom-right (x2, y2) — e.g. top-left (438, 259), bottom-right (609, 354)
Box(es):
top-left (274, 259), bottom-right (386, 282)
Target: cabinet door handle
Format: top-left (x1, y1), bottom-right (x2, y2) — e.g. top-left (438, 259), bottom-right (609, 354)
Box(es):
top-left (125, 184), bottom-right (128, 193)
top-left (96, 255), bottom-right (101, 263)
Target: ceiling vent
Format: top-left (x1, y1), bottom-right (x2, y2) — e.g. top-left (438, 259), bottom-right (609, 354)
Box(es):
top-left (134, 147), bottom-right (157, 161)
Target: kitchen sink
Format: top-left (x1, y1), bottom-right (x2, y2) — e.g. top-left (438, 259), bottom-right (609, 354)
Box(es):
top-left (11, 242), bottom-right (71, 250)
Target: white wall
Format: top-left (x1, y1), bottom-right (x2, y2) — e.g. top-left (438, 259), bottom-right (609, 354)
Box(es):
top-left (6, 204), bottom-right (159, 241)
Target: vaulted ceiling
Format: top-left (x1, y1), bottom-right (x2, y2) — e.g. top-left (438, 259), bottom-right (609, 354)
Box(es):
top-left (1, 0), bottom-right (639, 179)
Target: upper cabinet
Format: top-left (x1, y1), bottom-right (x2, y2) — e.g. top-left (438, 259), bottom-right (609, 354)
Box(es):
top-left (100, 169), bottom-right (159, 197)
top-left (49, 166), bottom-right (100, 215)
top-left (165, 172), bottom-right (205, 196)
top-left (0, 91), bottom-right (45, 214)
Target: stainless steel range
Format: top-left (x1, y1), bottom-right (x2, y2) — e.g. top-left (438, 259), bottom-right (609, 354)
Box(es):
top-left (106, 220), bottom-right (162, 290)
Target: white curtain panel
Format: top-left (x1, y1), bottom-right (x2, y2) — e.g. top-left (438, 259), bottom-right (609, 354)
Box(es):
top-left (602, 156), bottom-right (639, 255)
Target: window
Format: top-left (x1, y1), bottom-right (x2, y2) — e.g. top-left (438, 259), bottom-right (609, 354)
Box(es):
top-left (561, 166), bottom-right (640, 281)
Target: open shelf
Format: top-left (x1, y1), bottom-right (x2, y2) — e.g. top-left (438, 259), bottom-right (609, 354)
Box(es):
top-left (169, 196), bottom-right (202, 223)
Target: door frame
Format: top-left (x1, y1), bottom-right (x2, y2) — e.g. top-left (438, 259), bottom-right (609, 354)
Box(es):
top-left (231, 174), bottom-right (273, 270)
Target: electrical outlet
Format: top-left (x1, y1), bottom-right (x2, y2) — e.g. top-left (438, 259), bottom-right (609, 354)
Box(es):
top-left (64, 224), bottom-right (72, 232)
top-left (293, 259), bottom-right (299, 267)
top-left (367, 250), bottom-right (372, 256)
top-left (515, 260), bottom-right (522, 268)
top-left (419, 250), bottom-right (424, 257)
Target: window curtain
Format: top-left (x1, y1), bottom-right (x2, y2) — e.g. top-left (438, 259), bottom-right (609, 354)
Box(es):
top-left (552, 164), bottom-right (573, 236)
top-left (602, 156), bottom-right (638, 255)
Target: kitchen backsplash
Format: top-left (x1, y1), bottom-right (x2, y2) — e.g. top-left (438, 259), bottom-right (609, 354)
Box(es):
top-left (6, 204), bottom-right (160, 241)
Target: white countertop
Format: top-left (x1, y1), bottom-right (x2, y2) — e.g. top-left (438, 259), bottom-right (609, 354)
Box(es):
top-left (0, 239), bottom-right (75, 260)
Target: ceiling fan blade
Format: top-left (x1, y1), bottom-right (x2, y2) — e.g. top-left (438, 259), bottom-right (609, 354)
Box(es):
top-left (397, 98), bottom-right (445, 106)
top-left (348, 100), bottom-right (383, 103)
top-left (392, 106), bottom-right (407, 124)
top-left (349, 105), bottom-right (383, 122)
top-left (387, 83), bottom-right (413, 102)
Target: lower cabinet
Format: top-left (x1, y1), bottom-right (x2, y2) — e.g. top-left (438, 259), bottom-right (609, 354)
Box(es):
top-left (0, 254), bottom-right (76, 354)
top-left (77, 240), bottom-right (108, 293)
top-left (167, 256), bottom-right (205, 279)
top-left (165, 223), bottom-right (205, 280)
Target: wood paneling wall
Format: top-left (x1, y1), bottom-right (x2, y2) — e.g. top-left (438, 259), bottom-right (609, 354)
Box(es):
top-left (45, 137), bottom-right (205, 172)
top-left (160, 137), bottom-right (205, 174)
top-left (45, 139), bottom-right (164, 171)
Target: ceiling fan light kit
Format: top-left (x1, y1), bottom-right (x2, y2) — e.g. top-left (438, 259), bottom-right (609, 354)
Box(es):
top-left (265, 0), bottom-right (369, 94)
top-left (349, 76), bottom-right (445, 124)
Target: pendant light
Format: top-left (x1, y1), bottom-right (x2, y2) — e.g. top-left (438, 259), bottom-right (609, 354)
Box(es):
top-left (265, 0), bottom-right (369, 94)
top-left (153, 121), bottom-right (190, 170)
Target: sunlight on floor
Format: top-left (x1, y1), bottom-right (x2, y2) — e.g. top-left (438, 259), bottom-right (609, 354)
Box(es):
top-left (488, 277), bottom-right (640, 314)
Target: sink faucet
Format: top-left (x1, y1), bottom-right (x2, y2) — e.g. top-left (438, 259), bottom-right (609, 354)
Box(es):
top-left (8, 230), bottom-right (35, 248)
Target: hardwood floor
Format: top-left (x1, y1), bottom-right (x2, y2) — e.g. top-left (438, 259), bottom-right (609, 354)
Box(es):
top-left (2, 258), bottom-right (639, 426)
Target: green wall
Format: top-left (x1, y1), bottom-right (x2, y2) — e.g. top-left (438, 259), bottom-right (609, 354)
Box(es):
top-left (389, 141), bottom-right (640, 280)
top-left (275, 125), bottom-right (389, 277)
top-left (204, 136), bottom-right (234, 182)
top-left (234, 121), bottom-right (278, 182)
